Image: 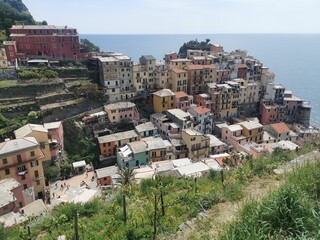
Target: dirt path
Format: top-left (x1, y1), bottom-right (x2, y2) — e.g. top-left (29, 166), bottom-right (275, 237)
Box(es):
top-left (171, 176), bottom-right (284, 240)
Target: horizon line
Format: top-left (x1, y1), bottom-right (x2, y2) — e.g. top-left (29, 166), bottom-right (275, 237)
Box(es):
top-left (80, 32), bottom-right (320, 35)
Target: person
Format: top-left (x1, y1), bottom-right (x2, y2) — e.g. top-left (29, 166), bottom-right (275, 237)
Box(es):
top-left (52, 192), bottom-right (55, 198)
top-left (61, 184), bottom-right (63, 189)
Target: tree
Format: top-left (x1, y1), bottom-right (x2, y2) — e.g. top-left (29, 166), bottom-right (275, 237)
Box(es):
top-left (119, 168), bottom-right (135, 191)
top-left (27, 111), bottom-right (38, 123)
top-left (44, 165), bottom-right (60, 181)
top-left (80, 39), bottom-right (100, 53)
top-left (78, 83), bottom-right (103, 100)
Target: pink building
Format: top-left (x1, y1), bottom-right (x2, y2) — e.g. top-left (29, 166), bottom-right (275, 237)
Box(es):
top-left (221, 125), bottom-right (246, 151)
top-left (174, 91), bottom-right (192, 111)
top-left (210, 44), bottom-right (224, 53)
top-left (194, 93), bottom-right (213, 109)
top-left (0, 178), bottom-right (24, 215)
top-left (44, 121), bottom-right (64, 159)
top-left (260, 102), bottom-right (285, 125)
top-left (164, 52), bottom-right (178, 64)
top-left (3, 41), bottom-right (24, 66)
top-left (216, 69), bottom-right (230, 83)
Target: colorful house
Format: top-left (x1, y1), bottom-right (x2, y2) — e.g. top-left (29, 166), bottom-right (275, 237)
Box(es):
top-left (0, 137), bottom-right (46, 201)
top-left (117, 141), bottom-right (148, 169)
top-left (152, 89), bottom-right (175, 113)
top-left (143, 137), bottom-right (168, 162)
top-left (95, 166), bottom-right (118, 186)
top-left (266, 122), bottom-right (298, 143)
top-left (10, 25), bottom-right (81, 60)
top-left (43, 121), bottom-right (64, 160)
top-left (98, 130), bottom-right (139, 160)
top-left (174, 91), bottom-right (193, 111)
top-left (182, 129), bottom-right (210, 161)
top-left (14, 124), bottom-right (51, 166)
top-left (0, 178), bottom-right (24, 215)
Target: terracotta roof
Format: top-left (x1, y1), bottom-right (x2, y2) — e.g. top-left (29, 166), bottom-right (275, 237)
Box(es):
top-left (185, 64), bottom-right (216, 70)
top-left (174, 91), bottom-right (188, 99)
top-left (171, 67), bottom-right (187, 74)
top-left (270, 122), bottom-right (290, 134)
top-left (235, 64), bottom-right (248, 68)
top-left (191, 106), bottom-right (210, 115)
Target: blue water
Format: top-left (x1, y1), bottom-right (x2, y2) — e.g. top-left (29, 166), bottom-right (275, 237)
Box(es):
top-left (81, 34), bottom-right (320, 126)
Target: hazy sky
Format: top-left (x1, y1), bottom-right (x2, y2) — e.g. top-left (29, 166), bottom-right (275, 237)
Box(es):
top-left (24, 0), bottom-right (320, 34)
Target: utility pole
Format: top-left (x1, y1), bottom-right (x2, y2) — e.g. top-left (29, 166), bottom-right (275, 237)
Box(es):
top-left (220, 170), bottom-right (224, 186)
top-left (27, 225), bottom-right (31, 240)
top-left (123, 192), bottom-right (127, 224)
top-left (160, 190), bottom-right (165, 216)
top-left (153, 193), bottom-right (157, 240)
top-left (73, 209), bottom-right (79, 240)
top-left (194, 177), bottom-right (197, 195)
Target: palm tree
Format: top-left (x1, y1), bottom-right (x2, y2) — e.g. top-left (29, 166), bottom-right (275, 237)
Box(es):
top-left (119, 168), bottom-right (135, 190)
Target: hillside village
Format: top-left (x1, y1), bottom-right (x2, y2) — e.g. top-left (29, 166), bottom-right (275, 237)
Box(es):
top-left (0, 23), bottom-right (319, 231)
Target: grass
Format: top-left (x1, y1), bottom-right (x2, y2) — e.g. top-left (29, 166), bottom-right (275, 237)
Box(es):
top-left (3, 145), bottom-right (315, 239)
top-left (218, 156), bottom-right (320, 240)
top-left (0, 80), bottom-right (18, 88)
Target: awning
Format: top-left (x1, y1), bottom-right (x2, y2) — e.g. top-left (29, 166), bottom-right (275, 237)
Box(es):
top-left (72, 161), bottom-right (86, 169)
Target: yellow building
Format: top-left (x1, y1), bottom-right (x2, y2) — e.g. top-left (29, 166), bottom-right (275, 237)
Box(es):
top-left (238, 121), bottom-right (264, 143)
top-left (215, 82), bottom-right (240, 119)
top-left (0, 137), bottom-right (46, 200)
top-left (132, 55), bottom-right (157, 94)
top-left (14, 124), bottom-right (51, 166)
top-left (143, 137), bottom-right (168, 162)
top-left (182, 129), bottom-right (210, 161)
top-left (152, 89), bottom-right (175, 113)
top-left (170, 68), bottom-right (188, 92)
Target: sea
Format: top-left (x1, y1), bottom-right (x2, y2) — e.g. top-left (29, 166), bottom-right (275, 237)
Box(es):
top-left (81, 34), bottom-right (320, 127)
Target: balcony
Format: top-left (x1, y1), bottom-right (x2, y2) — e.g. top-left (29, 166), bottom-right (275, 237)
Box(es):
top-left (33, 175), bottom-right (43, 181)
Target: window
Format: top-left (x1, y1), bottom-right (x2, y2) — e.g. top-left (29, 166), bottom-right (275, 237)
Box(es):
top-left (30, 151), bottom-right (35, 157)
top-left (23, 184), bottom-right (28, 190)
top-left (103, 143), bottom-right (106, 147)
top-left (36, 180), bottom-right (40, 186)
top-left (2, 158), bottom-right (7, 164)
top-left (31, 160), bottom-right (39, 167)
top-left (21, 175), bottom-right (26, 180)
top-left (5, 169), bottom-right (10, 175)
top-left (34, 170), bottom-right (39, 178)
top-left (17, 155), bottom-right (22, 163)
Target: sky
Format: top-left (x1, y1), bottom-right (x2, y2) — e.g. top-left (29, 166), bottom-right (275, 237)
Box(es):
top-left (24, 0), bottom-right (320, 34)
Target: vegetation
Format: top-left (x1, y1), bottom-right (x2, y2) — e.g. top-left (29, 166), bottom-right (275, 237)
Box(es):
top-left (17, 68), bottom-right (59, 80)
top-left (44, 165), bottom-right (60, 182)
top-left (0, 113), bottom-right (41, 140)
top-left (77, 82), bottom-right (104, 100)
top-left (80, 38), bottom-right (100, 53)
top-left (63, 119), bottom-right (99, 166)
top-left (3, 145), bottom-right (315, 239)
top-left (179, 38), bottom-right (211, 58)
top-left (219, 159), bottom-right (320, 240)
top-left (0, 79), bottom-right (18, 88)
top-left (0, 0), bottom-right (35, 36)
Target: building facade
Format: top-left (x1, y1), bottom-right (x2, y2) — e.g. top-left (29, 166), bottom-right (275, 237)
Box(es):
top-left (10, 25), bottom-right (81, 60)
